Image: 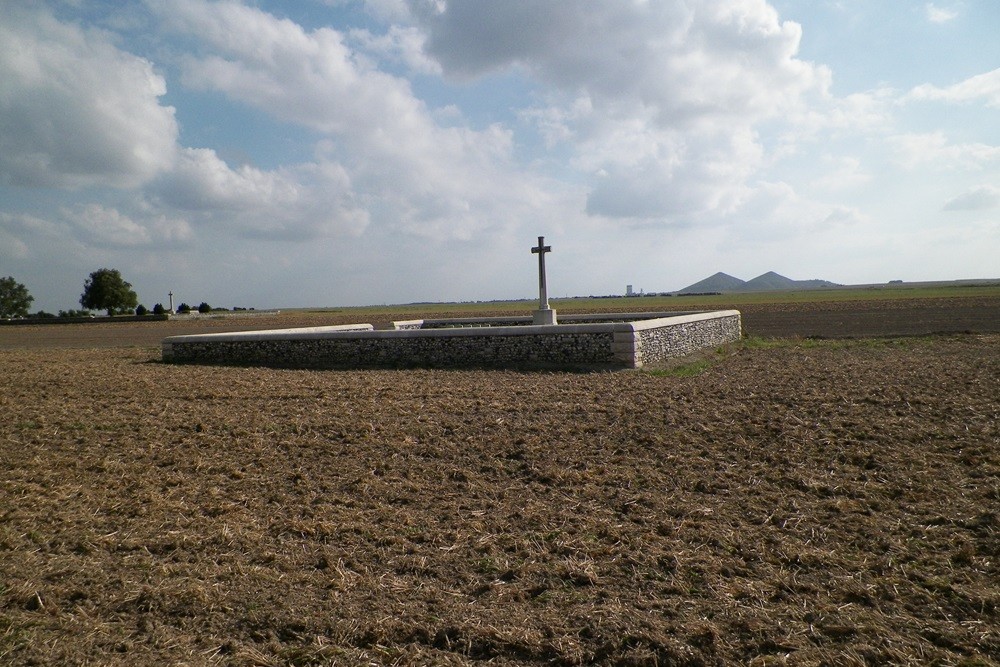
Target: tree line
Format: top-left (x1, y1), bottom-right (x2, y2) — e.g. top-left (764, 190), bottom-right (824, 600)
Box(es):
top-left (0, 269), bottom-right (229, 319)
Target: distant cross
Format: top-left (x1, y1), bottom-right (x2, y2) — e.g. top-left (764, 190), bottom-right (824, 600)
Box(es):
top-left (168, 291), bottom-right (174, 313)
top-left (531, 236), bottom-right (552, 310)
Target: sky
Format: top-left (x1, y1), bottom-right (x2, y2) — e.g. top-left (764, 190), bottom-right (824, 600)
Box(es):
top-left (1, 0), bottom-right (998, 312)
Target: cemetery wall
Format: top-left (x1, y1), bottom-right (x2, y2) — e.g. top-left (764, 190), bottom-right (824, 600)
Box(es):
top-left (162, 311), bottom-right (741, 369)
top-left (631, 311), bottom-right (743, 366)
top-left (393, 311), bottom-right (704, 329)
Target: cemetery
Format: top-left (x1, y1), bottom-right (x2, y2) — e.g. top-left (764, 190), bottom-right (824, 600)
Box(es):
top-left (161, 238), bottom-right (742, 368)
top-left (160, 310), bottom-right (741, 369)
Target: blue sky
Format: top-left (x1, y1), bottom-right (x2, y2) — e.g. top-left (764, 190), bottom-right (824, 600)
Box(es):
top-left (2, 0), bottom-right (998, 312)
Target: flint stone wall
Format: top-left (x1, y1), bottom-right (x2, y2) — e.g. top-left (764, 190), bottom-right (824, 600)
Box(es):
top-left (162, 311), bottom-right (741, 369)
top-left (631, 311), bottom-right (743, 366)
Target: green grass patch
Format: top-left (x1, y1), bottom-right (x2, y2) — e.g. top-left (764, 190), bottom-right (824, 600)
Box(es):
top-left (570, 284), bottom-right (1000, 310)
top-left (741, 334), bottom-right (937, 351)
top-left (642, 344), bottom-right (736, 378)
top-left (290, 281), bottom-right (1000, 318)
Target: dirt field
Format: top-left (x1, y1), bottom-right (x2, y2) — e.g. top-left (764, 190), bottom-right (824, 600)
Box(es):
top-left (1, 298), bottom-right (998, 665)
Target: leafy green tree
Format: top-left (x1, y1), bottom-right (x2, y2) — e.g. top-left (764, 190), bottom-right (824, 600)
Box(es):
top-left (152, 303), bottom-right (166, 315)
top-left (0, 276), bottom-right (34, 318)
top-left (198, 302), bottom-right (212, 313)
top-left (177, 302), bottom-right (191, 314)
top-left (135, 304), bottom-right (148, 316)
top-left (79, 268), bottom-right (138, 317)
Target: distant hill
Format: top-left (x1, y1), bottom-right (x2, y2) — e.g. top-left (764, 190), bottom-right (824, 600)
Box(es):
top-left (678, 271), bottom-right (840, 294)
top-left (678, 272), bottom-right (748, 294)
top-left (743, 271), bottom-right (797, 291)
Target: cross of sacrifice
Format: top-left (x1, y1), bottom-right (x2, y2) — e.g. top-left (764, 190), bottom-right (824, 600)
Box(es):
top-left (531, 236), bottom-right (552, 311)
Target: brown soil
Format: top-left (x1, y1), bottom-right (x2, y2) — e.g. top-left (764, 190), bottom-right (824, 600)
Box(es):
top-left (1, 299), bottom-right (998, 665)
top-left (735, 295), bottom-right (1000, 339)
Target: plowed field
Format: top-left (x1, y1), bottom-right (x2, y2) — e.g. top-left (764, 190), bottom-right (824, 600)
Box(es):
top-left (1, 299), bottom-right (998, 665)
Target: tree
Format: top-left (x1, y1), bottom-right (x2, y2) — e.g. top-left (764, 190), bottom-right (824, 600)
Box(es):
top-left (198, 302), bottom-right (212, 313)
top-left (0, 276), bottom-right (34, 318)
top-left (80, 268), bottom-right (138, 317)
top-left (152, 303), bottom-right (166, 315)
top-left (135, 304), bottom-right (148, 316)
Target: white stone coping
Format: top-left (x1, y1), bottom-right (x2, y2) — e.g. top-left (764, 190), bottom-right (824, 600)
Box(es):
top-left (627, 310), bottom-right (741, 332)
top-left (392, 319), bottom-right (425, 328)
top-left (163, 311), bottom-right (740, 345)
top-left (400, 311), bottom-right (707, 329)
top-left (166, 322), bottom-right (620, 344)
top-left (163, 323), bottom-right (373, 344)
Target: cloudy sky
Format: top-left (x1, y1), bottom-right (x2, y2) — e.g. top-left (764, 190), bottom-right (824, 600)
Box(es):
top-left (2, 0), bottom-right (998, 312)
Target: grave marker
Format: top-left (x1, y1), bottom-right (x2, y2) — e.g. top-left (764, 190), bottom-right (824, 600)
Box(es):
top-left (531, 236), bottom-right (557, 325)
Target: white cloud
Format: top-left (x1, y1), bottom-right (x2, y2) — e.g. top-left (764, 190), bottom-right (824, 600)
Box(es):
top-left (817, 205), bottom-right (869, 230)
top-left (729, 180), bottom-right (867, 242)
top-left (157, 0), bottom-right (430, 138)
top-left (64, 204), bottom-right (153, 247)
top-left (412, 0), bottom-right (833, 220)
top-left (161, 148), bottom-right (301, 213)
top-left (60, 203), bottom-right (195, 248)
top-left (144, 0), bottom-right (884, 235)
top-left (152, 0), bottom-right (559, 239)
top-left (0, 214), bottom-right (35, 259)
top-left (888, 132), bottom-right (1000, 169)
top-left (925, 3), bottom-right (959, 23)
top-left (349, 25), bottom-right (441, 75)
top-left (810, 156), bottom-right (872, 192)
top-left (418, 0), bottom-right (824, 122)
top-left (582, 124), bottom-right (764, 219)
top-left (0, 208), bottom-right (71, 244)
top-left (0, 5), bottom-right (178, 189)
top-left (943, 185), bottom-right (1000, 211)
top-left (0, 210), bottom-right (93, 281)
top-left (157, 148), bottom-right (369, 240)
top-left (788, 88), bottom-right (894, 138)
top-left (908, 68), bottom-right (1000, 108)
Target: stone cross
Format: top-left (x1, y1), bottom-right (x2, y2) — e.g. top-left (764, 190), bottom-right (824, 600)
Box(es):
top-left (531, 236), bottom-right (551, 310)
top-left (168, 291), bottom-right (174, 313)
top-left (531, 236), bottom-right (557, 324)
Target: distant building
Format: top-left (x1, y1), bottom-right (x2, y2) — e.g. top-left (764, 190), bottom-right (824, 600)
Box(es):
top-left (626, 285), bottom-right (643, 297)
